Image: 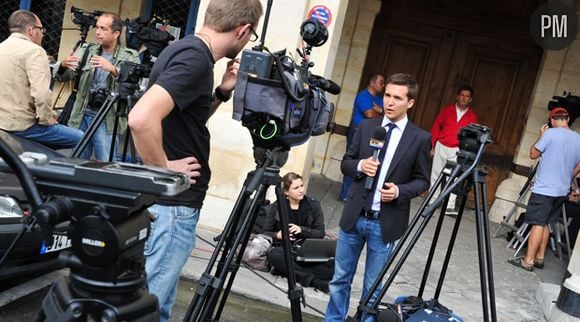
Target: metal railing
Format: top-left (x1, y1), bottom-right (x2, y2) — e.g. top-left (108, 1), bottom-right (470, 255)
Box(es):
top-left (31, 0), bottom-right (66, 58)
top-left (0, 1), bottom-right (20, 42)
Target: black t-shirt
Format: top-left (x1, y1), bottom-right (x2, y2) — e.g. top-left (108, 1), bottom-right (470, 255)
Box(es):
top-left (147, 35), bottom-right (215, 208)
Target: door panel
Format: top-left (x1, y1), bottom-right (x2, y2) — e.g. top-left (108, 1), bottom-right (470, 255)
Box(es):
top-left (367, 15), bottom-right (457, 130)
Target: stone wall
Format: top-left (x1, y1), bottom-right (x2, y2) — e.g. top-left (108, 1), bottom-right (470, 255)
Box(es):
top-left (312, 0), bottom-right (382, 183)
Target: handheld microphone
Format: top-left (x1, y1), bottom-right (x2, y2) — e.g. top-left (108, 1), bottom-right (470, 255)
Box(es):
top-left (364, 126), bottom-right (386, 190)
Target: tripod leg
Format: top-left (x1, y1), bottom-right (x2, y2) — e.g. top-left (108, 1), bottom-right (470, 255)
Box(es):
top-left (418, 167), bottom-right (455, 298)
top-left (185, 177), bottom-right (255, 320)
top-left (355, 168), bottom-right (451, 319)
top-left (212, 185), bottom-right (270, 320)
top-left (418, 192), bottom-right (453, 298)
top-left (274, 184), bottom-right (303, 322)
top-left (71, 94), bottom-right (118, 159)
top-left (472, 171), bottom-right (494, 322)
top-left (121, 127), bottom-right (131, 162)
top-left (478, 175), bottom-right (497, 322)
top-left (433, 190), bottom-right (468, 299)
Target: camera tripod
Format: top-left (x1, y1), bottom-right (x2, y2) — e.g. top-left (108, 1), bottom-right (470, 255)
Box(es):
top-left (185, 147), bottom-right (304, 322)
top-left (0, 138), bottom-right (190, 321)
top-left (71, 81), bottom-right (141, 163)
top-left (349, 133), bottom-right (497, 322)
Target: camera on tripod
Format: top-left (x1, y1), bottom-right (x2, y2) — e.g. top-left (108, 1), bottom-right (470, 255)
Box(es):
top-left (457, 124), bottom-right (492, 165)
top-left (119, 62), bottom-right (151, 84)
top-left (125, 16), bottom-right (175, 66)
top-left (233, 18), bottom-right (339, 150)
top-left (70, 6), bottom-right (103, 30)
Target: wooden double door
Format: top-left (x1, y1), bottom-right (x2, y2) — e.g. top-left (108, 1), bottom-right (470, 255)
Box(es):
top-left (362, 1), bottom-right (543, 204)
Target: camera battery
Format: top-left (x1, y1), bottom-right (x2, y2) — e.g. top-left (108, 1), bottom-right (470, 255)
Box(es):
top-left (239, 49), bottom-right (274, 78)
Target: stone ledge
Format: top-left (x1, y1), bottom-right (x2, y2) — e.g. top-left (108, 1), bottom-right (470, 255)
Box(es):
top-left (536, 283), bottom-right (580, 322)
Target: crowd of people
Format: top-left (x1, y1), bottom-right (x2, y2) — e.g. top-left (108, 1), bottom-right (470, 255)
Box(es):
top-left (0, 1), bottom-right (579, 322)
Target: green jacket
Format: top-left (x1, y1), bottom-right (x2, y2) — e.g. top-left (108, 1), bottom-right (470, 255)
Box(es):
top-left (54, 43), bottom-right (140, 134)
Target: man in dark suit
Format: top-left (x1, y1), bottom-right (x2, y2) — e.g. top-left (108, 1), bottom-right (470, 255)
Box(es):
top-left (324, 73), bottom-right (431, 322)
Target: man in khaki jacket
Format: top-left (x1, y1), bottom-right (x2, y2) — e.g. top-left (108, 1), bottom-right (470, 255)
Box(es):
top-left (0, 10), bottom-right (82, 150)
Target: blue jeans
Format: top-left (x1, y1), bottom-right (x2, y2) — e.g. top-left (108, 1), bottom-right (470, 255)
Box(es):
top-left (79, 113), bottom-right (118, 161)
top-left (339, 125), bottom-right (356, 200)
top-left (324, 218), bottom-right (395, 322)
top-left (144, 204), bottom-right (200, 322)
top-left (12, 123), bottom-right (83, 150)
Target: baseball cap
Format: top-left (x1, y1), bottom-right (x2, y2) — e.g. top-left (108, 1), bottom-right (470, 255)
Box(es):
top-left (549, 107), bottom-right (569, 118)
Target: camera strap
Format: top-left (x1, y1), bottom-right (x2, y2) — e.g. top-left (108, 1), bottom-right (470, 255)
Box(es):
top-left (72, 44), bottom-right (94, 92)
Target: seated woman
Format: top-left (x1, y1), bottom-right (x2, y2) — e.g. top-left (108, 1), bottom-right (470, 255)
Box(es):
top-left (263, 172), bottom-right (333, 292)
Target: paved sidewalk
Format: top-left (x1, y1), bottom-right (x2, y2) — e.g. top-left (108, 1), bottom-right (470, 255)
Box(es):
top-left (180, 174), bottom-right (571, 321)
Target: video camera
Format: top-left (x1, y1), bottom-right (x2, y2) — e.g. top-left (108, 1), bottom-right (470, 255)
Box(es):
top-left (233, 18), bottom-right (339, 150)
top-left (548, 92), bottom-right (579, 126)
top-left (70, 6), bottom-right (103, 30)
top-left (125, 16), bottom-right (175, 65)
top-left (116, 61), bottom-right (151, 100)
top-left (457, 123), bottom-right (493, 165)
top-left (119, 61), bottom-right (151, 84)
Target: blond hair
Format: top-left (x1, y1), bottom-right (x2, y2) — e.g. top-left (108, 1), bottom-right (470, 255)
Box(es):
top-left (204, 0), bottom-right (263, 32)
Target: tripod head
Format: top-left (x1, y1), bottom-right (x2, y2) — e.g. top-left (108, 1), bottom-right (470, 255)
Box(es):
top-left (0, 137), bottom-right (190, 320)
top-left (118, 62), bottom-right (151, 100)
top-left (253, 146), bottom-right (289, 169)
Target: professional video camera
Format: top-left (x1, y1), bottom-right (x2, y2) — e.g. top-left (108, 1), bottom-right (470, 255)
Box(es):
top-left (71, 6), bottom-right (102, 29)
top-left (125, 16), bottom-right (175, 66)
top-left (117, 61), bottom-right (151, 98)
top-left (233, 18), bottom-right (339, 150)
top-left (119, 62), bottom-right (151, 84)
top-left (69, 6), bottom-right (104, 52)
top-left (457, 124), bottom-right (493, 165)
top-left (548, 92), bottom-right (579, 126)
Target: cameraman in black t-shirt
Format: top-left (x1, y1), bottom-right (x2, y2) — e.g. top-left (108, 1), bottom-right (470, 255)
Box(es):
top-left (128, 1), bottom-right (263, 320)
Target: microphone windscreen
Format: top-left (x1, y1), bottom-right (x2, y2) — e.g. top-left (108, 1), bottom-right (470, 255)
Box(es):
top-left (372, 126), bottom-right (387, 140)
top-left (369, 126), bottom-right (386, 149)
top-left (323, 79), bottom-right (341, 95)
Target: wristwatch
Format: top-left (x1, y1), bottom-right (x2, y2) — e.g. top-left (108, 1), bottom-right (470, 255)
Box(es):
top-left (214, 86), bottom-right (231, 102)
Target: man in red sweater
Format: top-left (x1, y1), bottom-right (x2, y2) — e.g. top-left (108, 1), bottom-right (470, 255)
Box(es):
top-left (430, 85), bottom-right (478, 214)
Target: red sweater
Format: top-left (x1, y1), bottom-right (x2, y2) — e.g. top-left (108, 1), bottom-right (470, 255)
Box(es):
top-left (431, 104), bottom-right (478, 148)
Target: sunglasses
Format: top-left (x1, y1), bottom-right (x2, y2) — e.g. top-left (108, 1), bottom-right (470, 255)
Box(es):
top-left (551, 114), bottom-right (569, 120)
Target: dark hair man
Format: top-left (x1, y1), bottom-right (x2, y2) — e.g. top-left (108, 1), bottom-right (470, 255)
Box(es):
top-left (325, 73), bottom-right (431, 321)
top-left (55, 12), bottom-right (140, 161)
top-left (128, 0), bottom-right (263, 320)
top-left (0, 10), bottom-right (83, 149)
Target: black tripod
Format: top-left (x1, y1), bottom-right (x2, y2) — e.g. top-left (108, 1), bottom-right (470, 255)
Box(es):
top-left (71, 81), bottom-right (140, 163)
top-left (349, 128), bottom-right (497, 322)
top-left (185, 148), bottom-right (304, 322)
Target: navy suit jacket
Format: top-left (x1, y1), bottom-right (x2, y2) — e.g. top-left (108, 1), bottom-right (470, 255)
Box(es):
top-left (340, 117), bottom-right (431, 243)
